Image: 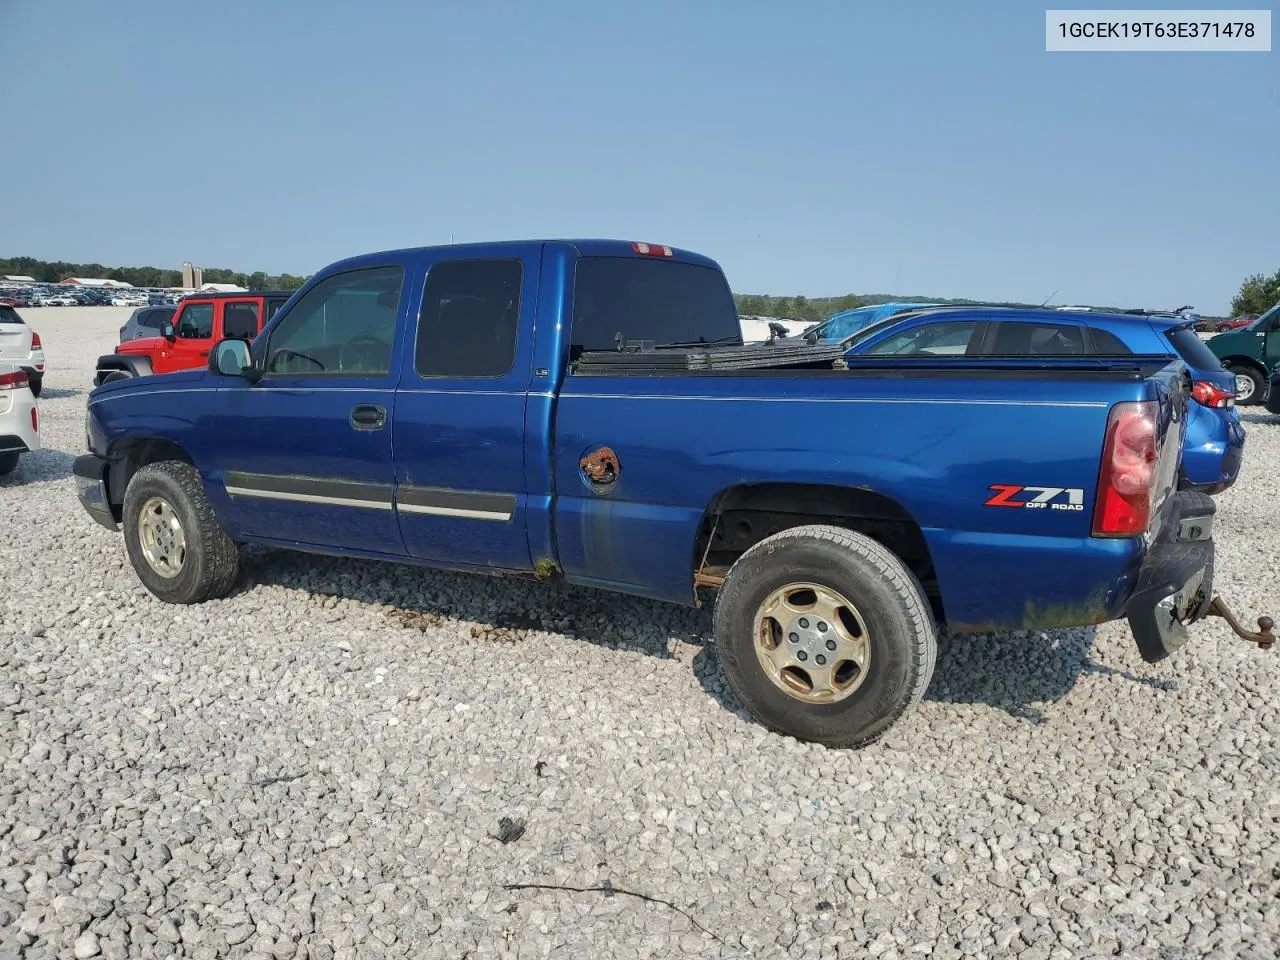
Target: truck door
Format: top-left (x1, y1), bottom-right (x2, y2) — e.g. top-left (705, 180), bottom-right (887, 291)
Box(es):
top-left (156, 301), bottom-right (215, 373)
top-left (390, 248), bottom-right (541, 570)
top-left (210, 262), bottom-right (410, 555)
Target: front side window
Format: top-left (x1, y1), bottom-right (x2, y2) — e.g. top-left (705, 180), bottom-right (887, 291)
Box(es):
top-left (265, 265), bottom-right (404, 376)
top-left (416, 259), bottom-right (522, 378)
top-left (864, 321), bottom-right (977, 356)
top-left (176, 303), bottom-right (214, 339)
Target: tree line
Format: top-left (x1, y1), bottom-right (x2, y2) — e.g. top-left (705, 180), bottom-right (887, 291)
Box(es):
top-left (0, 256), bottom-right (307, 291)
top-left (5, 253), bottom-right (1275, 318)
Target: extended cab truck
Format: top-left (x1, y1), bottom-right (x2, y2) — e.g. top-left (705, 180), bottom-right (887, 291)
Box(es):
top-left (73, 240), bottom-right (1275, 747)
top-left (93, 290), bottom-right (293, 386)
top-left (1207, 299), bottom-right (1280, 404)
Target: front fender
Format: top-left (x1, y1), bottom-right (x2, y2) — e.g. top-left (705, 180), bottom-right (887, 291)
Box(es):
top-left (93, 353), bottom-right (154, 386)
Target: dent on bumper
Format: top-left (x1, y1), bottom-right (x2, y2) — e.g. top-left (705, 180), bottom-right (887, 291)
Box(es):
top-left (73, 454), bottom-right (119, 532)
top-left (1124, 491), bottom-right (1215, 662)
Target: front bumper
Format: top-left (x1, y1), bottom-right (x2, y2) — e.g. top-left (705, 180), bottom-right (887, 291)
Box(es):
top-left (1125, 491), bottom-right (1218, 662)
top-left (73, 453), bottom-right (119, 531)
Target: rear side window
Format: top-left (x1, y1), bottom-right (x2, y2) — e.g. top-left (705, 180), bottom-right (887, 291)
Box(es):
top-left (1165, 326), bottom-right (1225, 372)
top-left (416, 259), bottom-right (522, 378)
top-left (570, 257), bottom-right (741, 355)
top-left (266, 298), bottom-right (288, 321)
top-left (1086, 327), bottom-right (1132, 354)
top-left (140, 307), bottom-right (174, 328)
top-left (987, 322), bottom-right (1086, 355)
top-left (0, 307), bottom-right (24, 325)
top-left (223, 302), bottom-right (261, 340)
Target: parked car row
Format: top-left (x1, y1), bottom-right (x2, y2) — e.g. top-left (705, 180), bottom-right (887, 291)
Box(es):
top-left (0, 283), bottom-right (184, 309)
top-left (73, 237), bottom-right (1274, 747)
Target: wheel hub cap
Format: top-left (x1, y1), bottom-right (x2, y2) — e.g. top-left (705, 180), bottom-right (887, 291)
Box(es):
top-left (1235, 374), bottom-right (1255, 400)
top-left (753, 582), bottom-right (871, 704)
top-left (138, 497), bottom-right (187, 579)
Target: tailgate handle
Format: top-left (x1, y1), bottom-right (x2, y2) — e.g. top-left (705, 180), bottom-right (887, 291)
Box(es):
top-left (350, 404), bottom-right (387, 431)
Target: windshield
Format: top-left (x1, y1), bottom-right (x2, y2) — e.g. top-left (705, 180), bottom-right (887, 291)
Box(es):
top-left (1248, 301), bottom-right (1280, 331)
top-left (570, 257), bottom-right (741, 353)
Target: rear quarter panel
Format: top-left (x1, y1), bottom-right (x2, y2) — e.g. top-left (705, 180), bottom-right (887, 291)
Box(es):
top-left (553, 367), bottom-right (1171, 631)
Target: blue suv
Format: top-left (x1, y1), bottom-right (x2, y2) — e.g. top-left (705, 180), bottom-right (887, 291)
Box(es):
top-left (835, 305), bottom-right (1245, 494)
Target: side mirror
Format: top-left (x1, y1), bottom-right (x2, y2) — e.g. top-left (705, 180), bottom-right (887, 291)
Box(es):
top-left (162, 322), bottom-right (176, 342)
top-left (209, 338), bottom-right (260, 381)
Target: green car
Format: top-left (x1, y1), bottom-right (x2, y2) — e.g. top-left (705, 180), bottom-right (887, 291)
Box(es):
top-left (1207, 300), bottom-right (1280, 404)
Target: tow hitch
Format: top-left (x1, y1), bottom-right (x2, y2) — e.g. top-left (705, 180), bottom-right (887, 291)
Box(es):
top-left (1204, 597), bottom-right (1276, 651)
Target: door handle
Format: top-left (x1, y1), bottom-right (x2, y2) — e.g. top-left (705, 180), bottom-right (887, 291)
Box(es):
top-left (198, 350), bottom-right (210, 357)
top-left (350, 404), bottom-right (387, 431)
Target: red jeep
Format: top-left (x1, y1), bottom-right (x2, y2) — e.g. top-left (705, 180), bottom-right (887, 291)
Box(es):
top-left (94, 290), bottom-right (293, 385)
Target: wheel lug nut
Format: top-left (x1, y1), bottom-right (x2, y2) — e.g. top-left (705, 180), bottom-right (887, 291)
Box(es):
top-left (798, 618), bottom-right (809, 629)
top-left (817, 622), bottom-right (827, 632)
top-left (789, 633), bottom-right (799, 643)
top-left (816, 655), bottom-right (826, 665)
top-left (826, 639), bottom-right (837, 651)
top-left (797, 651), bottom-right (808, 662)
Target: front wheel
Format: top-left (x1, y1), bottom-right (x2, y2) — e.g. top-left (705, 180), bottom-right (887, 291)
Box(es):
top-left (122, 460), bottom-right (240, 603)
top-left (1227, 364), bottom-right (1265, 405)
top-left (713, 524), bottom-right (936, 748)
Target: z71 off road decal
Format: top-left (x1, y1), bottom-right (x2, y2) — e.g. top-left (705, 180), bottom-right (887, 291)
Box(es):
top-left (985, 485), bottom-right (1085, 511)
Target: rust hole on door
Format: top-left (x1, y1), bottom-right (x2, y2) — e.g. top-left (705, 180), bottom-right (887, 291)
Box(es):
top-left (580, 447), bottom-right (621, 485)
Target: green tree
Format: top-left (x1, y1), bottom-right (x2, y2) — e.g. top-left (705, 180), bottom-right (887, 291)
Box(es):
top-left (1231, 269), bottom-right (1280, 316)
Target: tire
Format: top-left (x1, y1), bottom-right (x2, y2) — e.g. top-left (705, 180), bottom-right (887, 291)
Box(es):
top-left (1227, 364), bottom-right (1266, 405)
top-left (101, 371), bottom-right (132, 385)
top-left (122, 460), bottom-right (239, 604)
top-left (713, 524), bottom-right (936, 748)
top-left (27, 374), bottom-right (42, 398)
top-left (0, 452), bottom-right (19, 476)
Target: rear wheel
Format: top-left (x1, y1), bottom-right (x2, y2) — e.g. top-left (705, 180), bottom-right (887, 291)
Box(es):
top-left (1227, 364), bottom-right (1265, 405)
top-left (0, 452), bottom-right (19, 476)
top-left (713, 524), bottom-right (936, 748)
top-left (26, 374), bottom-right (42, 398)
top-left (122, 460), bottom-right (239, 603)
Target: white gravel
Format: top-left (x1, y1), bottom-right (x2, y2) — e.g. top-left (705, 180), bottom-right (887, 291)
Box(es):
top-left (3, 306), bottom-right (1280, 959)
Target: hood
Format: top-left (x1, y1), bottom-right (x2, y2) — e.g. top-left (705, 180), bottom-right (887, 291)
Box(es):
top-left (116, 335), bottom-right (167, 355)
top-left (90, 366), bottom-right (210, 401)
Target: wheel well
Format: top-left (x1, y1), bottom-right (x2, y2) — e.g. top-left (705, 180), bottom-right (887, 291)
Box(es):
top-left (1219, 356), bottom-right (1265, 375)
top-left (105, 438), bottom-right (196, 516)
top-left (693, 483), bottom-right (943, 621)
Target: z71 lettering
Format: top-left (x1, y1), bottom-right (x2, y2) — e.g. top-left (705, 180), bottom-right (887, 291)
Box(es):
top-left (986, 485), bottom-right (1086, 511)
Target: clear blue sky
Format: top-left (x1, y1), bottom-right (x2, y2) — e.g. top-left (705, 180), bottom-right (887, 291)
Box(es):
top-left (4, 0), bottom-right (1276, 313)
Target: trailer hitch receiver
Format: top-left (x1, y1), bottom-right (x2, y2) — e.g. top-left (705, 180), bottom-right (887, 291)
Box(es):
top-left (1204, 596), bottom-right (1275, 650)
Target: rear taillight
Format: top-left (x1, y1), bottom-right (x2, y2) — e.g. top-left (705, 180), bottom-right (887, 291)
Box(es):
top-left (0, 370), bottom-right (29, 391)
top-left (1093, 400), bottom-right (1159, 538)
top-left (1190, 380), bottom-right (1234, 408)
top-left (29, 331), bottom-right (42, 349)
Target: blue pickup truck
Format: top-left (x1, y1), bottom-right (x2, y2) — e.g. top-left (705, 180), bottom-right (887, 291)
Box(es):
top-left (74, 239), bottom-right (1273, 747)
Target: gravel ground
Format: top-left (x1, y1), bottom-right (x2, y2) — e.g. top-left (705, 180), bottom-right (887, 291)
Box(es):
top-left (2, 307), bottom-right (1279, 960)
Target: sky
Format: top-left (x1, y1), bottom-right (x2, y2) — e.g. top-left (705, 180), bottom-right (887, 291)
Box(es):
top-left (2, 1), bottom-right (1276, 313)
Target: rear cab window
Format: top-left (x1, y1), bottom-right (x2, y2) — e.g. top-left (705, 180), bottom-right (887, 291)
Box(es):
top-left (0, 307), bottom-right (24, 325)
top-left (1165, 326), bottom-right (1225, 372)
top-left (569, 256), bottom-right (741, 361)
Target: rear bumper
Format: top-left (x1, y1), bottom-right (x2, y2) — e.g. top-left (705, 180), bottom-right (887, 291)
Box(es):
top-left (1124, 491), bottom-right (1216, 662)
top-left (1179, 408), bottom-right (1245, 494)
top-left (73, 453), bottom-right (119, 531)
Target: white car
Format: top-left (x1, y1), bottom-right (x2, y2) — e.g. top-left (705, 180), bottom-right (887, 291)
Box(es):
top-left (0, 302), bottom-right (46, 396)
top-left (0, 365), bottom-right (40, 477)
